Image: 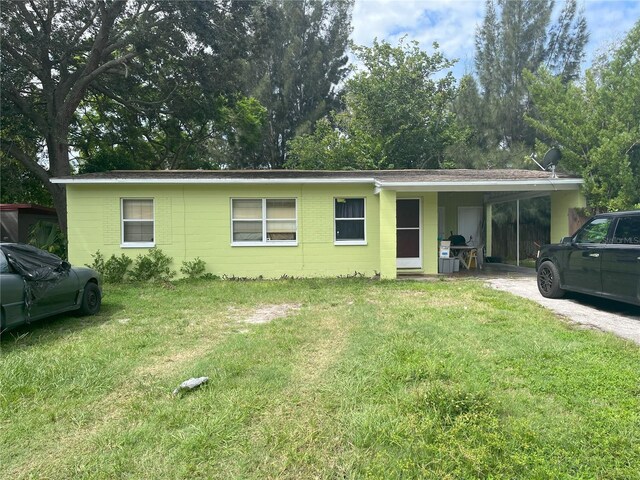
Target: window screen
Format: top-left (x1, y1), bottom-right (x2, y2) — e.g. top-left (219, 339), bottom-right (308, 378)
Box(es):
top-left (335, 198), bottom-right (365, 242)
top-left (232, 198), bottom-right (297, 244)
top-left (122, 199), bottom-right (154, 244)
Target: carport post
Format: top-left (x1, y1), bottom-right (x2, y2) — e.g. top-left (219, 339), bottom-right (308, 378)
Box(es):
top-left (516, 199), bottom-right (520, 266)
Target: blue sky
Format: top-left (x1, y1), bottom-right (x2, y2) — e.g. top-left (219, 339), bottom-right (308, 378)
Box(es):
top-left (350, 0), bottom-right (640, 77)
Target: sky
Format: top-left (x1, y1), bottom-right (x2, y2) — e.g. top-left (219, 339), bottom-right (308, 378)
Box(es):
top-left (350, 0), bottom-right (640, 77)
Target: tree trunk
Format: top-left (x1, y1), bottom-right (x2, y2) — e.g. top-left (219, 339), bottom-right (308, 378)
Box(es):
top-left (47, 182), bottom-right (68, 235)
top-left (46, 127), bottom-right (72, 236)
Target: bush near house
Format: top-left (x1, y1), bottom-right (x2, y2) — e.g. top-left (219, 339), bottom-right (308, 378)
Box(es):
top-left (87, 249), bottom-right (207, 283)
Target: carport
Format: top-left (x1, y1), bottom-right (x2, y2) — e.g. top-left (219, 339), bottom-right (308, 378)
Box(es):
top-left (485, 189), bottom-right (587, 266)
top-left (371, 169), bottom-right (585, 278)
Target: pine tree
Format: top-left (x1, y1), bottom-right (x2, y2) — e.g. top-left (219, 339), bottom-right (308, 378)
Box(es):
top-left (244, 0), bottom-right (353, 169)
top-left (472, 0), bottom-right (588, 150)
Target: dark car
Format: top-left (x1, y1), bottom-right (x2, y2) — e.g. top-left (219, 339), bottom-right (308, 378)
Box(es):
top-left (536, 210), bottom-right (640, 306)
top-left (0, 244), bottom-right (102, 331)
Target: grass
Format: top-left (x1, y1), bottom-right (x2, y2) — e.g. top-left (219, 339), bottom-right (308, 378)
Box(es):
top-left (1, 278), bottom-right (639, 479)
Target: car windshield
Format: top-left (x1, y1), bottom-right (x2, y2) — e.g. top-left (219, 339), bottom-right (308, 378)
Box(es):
top-left (0, 250), bottom-right (10, 273)
top-left (574, 218), bottom-right (612, 244)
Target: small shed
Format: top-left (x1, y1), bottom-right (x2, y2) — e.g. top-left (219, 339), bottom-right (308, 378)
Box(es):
top-left (0, 204), bottom-right (59, 243)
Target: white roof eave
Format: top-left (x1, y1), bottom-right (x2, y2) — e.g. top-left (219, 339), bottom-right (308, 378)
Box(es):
top-left (50, 177), bottom-right (376, 185)
top-left (374, 178), bottom-right (583, 192)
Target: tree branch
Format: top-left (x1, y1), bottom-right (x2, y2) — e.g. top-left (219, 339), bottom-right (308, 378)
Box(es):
top-left (2, 85), bottom-right (49, 134)
top-left (17, 2), bottom-right (41, 37)
top-left (0, 39), bottom-right (44, 81)
top-left (57, 1), bottom-right (129, 123)
top-left (62, 51), bottom-right (138, 123)
top-left (0, 142), bottom-right (51, 185)
top-left (88, 83), bottom-right (147, 115)
top-left (68, 4), bottom-right (100, 54)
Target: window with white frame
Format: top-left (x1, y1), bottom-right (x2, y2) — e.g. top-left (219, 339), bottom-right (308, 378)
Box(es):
top-left (335, 198), bottom-right (365, 244)
top-left (231, 198), bottom-right (297, 245)
top-left (121, 199), bottom-right (154, 246)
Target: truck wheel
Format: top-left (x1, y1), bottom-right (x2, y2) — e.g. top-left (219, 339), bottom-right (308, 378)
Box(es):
top-left (79, 283), bottom-right (101, 315)
top-left (537, 261), bottom-right (566, 299)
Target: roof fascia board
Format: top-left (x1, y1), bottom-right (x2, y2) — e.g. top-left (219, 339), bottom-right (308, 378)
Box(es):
top-left (375, 179), bottom-right (582, 192)
top-left (51, 177), bottom-right (376, 185)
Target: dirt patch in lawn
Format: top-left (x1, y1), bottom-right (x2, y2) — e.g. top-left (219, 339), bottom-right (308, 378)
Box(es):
top-left (241, 303), bottom-right (301, 325)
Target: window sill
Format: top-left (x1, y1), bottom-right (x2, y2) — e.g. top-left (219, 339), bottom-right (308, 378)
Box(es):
top-left (231, 242), bottom-right (298, 247)
top-left (334, 240), bottom-right (367, 246)
top-left (121, 243), bottom-right (155, 248)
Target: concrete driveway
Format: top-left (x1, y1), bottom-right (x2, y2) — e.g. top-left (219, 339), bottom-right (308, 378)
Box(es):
top-left (487, 276), bottom-right (640, 345)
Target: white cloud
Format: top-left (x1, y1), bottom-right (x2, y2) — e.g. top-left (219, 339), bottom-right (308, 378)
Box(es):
top-left (351, 0), bottom-right (483, 75)
top-left (350, 0), bottom-right (640, 77)
top-left (583, 0), bottom-right (640, 62)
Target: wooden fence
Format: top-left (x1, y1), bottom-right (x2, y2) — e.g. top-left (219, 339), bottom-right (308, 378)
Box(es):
top-left (491, 221), bottom-right (550, 261)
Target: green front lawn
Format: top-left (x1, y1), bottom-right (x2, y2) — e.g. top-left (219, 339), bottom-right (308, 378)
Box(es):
top-left (1, 279), bottom-right (639, 479)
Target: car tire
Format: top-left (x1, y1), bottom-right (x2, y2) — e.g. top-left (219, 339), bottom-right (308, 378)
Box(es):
top-left (79, 282), bottom-right (101, 316)
top-left (537, 261), bottom-right (566, 299)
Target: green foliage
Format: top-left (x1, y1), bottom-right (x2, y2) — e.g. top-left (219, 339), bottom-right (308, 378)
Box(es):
top-left (0, 159), bottom-right (52, 206)
top-left (128, 249), bottom-right (175, 283)
top-left (525, 21), bottom-right (640, 211)
top-left (27, 221), bottom-right (66, 259)
top-left (287, 114), bottom-right (382, 170)
top-left (180, 258), bottom-right (207, 279)
top-left (288, 38), bottom-right (461, 170)
top-left (86, 251), bottom-right (133, 284)
top-left (1, 0), bottom-right (257, 231)
top-left (449, 0), bottom-right (588, 167)
top-left (246, 0), bottom-right (353, 169)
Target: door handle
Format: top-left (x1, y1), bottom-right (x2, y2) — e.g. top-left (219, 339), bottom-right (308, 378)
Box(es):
top-left (588, 253), bottom-right (600, 258)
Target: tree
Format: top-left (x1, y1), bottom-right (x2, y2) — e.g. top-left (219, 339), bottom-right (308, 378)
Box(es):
top-left (472, 0), bottom-right (588, 149)
top-left (525, 21), bottom-right (640, 211)
top-left (0, 160), bottom-right (52, 206)
top-left (245, 0), bottom-right (353, 169)
top-left (288, 39), bottom-right (461, 170)
top-left (1, 0), bottom-right (254, 233)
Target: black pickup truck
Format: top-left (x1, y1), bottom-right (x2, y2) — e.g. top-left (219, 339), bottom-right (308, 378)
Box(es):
top-left (536, 210), bottom-right (640, 306)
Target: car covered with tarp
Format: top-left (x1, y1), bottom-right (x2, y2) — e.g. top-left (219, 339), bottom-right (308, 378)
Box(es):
top-left (0, 244), bottom-right (101, 331)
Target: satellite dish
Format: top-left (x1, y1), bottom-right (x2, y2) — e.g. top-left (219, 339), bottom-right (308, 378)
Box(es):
top-left (535, 147), bottom-right (562, 178)
top-left (542, 147), bottom-right (562, 169)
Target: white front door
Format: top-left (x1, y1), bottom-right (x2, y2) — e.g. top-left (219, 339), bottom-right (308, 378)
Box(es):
top-left (457, 206), bottom-right (483, 245)
top-left (396, 199), bottom-right (422, 268)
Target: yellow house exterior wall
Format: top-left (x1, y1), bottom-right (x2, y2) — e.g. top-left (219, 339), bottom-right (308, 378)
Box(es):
top-left (437, 192), bottom-right (485, 238)
top-left (378, 189), bottom-right (396, 279)
top-left (485, 204), bottom-right (493, 256)
top-left (65, 182), bottom-right (586, 279)
top-left (67, 183), bottom-right (383, 278)
top-left (421, 192), bottom-right (439, 274)
top-left (550, 190), bottom-right (587, 243)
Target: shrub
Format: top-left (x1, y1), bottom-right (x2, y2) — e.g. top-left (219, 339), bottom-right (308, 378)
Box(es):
top-left (128, 248), bottom-right (175, 282)
top-left (201, 273), bottom-right (220, 280)
top-left (104, 254), bottom-right (133, 283)
top-left (86, 251), bottom-right (132, 283)
top-left (180, 257), bottom-right (206, 279)
top-left (28, 221), bottom-right (67, 259)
